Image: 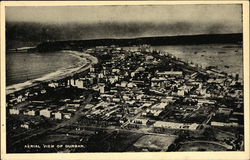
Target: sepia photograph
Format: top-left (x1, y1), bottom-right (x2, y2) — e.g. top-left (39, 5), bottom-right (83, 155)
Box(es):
top-left (1, 1), bottom-right (249, 160)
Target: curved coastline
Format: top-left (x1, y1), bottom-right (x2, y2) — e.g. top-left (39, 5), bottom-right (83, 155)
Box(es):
top-left (6, 50), bottom-right (98, 95)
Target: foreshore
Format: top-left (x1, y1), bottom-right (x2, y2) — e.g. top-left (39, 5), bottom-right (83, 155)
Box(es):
top-left (6, 50), bottom-right (98, 95)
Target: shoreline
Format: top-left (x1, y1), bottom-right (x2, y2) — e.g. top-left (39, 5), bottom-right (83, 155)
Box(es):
top-left (6, 44), bottom-right (242, 95)
top-left (151, 44), bottom-right (243, 79)
top-left (6, 50), bottom-right (98, 95)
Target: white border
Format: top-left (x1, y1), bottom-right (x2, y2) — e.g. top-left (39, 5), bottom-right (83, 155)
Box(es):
top-left (1, 1), bottom-right (249, 160)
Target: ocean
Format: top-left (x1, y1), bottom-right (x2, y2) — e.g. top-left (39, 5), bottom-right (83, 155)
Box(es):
top-left (152, 44), bottom-right (243, 78)
top-left (6, 51), bottom-right (82, 86)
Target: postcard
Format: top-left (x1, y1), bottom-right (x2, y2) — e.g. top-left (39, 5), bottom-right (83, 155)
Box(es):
top-left (1, 1), bottom-right (249, 160)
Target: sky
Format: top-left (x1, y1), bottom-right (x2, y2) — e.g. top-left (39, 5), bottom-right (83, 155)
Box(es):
top-left (6, 4), bottom-right (243, 38)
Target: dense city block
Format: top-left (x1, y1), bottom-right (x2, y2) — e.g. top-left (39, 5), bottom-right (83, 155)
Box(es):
top-left (6, 45), bottom-right (244, 152)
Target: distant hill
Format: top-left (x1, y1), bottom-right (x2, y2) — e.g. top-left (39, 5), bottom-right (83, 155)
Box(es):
top-left (36, 33), bottom-right (242, 52)
top-left (6, 22), bottom-right (242, 50)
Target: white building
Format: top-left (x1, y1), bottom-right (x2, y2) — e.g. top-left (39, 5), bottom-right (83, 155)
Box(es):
top-left (151, 102), bottom-right (168, 110)
top-left (63, 112), bottom-right (72, 119)
top-left (127, 82), bottom-right (136, 88)
top-left (211, 121), bottom-right (239, 127)
top-left (177, 89), bottom-right (185, 96)
top-left (156, 71), bottom-right (182, 76)
top-left (67, 103), bottom-right (80, 108)
top-left (90, 66), bottom-right (95, 72)
top-left (112, 69), bottom-right (120, 73)
top-left (54, 112), bottom-right (62, 120)
top-left (9, 108), bottom-right (20, 115)
top-left (197, 99), bottom-right (216, 105)
top-left (40, 109), bottom-right (51, 118)
top-left (98, 73), bottom-right (104, 79)
top-left (48, 82), bottom-right (59, 88)
top-left (121, 81), bottom-right (128, 87)
top-left (69, 79), bottom-right (84, 89)
top-left (21, 123), bottom-right (29, 129)
top-left (109, 76), bottom-right (119, 84)
top-left (132, 118), bottom-right (149, 125)
top-left (154, 121), bottom-right (199, 131)
top-left (23, 110), bottom-right (36, 116)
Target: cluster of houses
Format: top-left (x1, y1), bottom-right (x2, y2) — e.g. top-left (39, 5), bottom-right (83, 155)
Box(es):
top-left (8, 94), bottom-right (85, 123)
top-left (7, 45), bottom-right (244, 133)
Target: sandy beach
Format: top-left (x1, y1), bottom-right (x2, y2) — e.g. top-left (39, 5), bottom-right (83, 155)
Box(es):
top-left (6, 50), bottom-right (98, 95)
